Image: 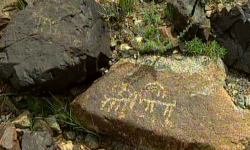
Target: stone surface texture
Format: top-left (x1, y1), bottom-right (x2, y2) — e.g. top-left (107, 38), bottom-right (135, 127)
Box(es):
top-left (0, 0), bottom-right (110, 92)
top-left (166, 0), bottom-right (211, 40)
top-left (0, 123), bottom-right (20, 150)
top-left (12, 110), bottom-right (31, 129)
top-left (21, 131), bottom-right (57, 150)
top-left (211, 1), bottom-right (250, 74)
top-left (71, 55), bottom-right (250, 149)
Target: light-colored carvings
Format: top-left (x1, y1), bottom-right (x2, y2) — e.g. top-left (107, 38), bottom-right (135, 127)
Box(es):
top-left (101, 82), bottom-right (176, 127)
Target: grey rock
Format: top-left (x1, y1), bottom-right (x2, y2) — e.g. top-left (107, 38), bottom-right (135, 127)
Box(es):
top-left (45, 116), bottom-right (62, 134)
top-left (21, 131), bottom-right (57, 150)
top-left (33, 119), bottom-right (54, 136)
top-left (0, 0), bottom-right (110, 93)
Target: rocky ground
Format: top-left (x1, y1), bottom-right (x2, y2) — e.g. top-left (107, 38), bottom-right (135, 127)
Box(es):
top-left (1, 0), bottom-right (250, 149)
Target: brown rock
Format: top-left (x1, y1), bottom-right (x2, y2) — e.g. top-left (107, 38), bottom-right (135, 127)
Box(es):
top-left (71, 56), bottom-right (250, 149)
top-left (0, 123), bottom-right (21, 150)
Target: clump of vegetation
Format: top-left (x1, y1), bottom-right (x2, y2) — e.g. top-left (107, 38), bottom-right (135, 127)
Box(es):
top-left (16, 0), bottom-right (28, 10)
top-left (45, 95), bottom-right (98, 136)
top-left (185, 37), bottom-right (226, 59)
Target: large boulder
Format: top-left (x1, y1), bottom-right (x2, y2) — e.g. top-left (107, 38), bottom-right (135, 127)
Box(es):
top-left (165, 0), bottom-right (211, 40)
top-left (211, 1), bottom-right (250, 73)
top-left (71, 55), bottom-right (250, 149)
top-left (0, 0), bottom-right (110, 92)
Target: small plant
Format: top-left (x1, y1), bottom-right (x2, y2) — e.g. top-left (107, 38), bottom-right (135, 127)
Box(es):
top-left (16, 0), bottom-right (27, 10)
top-left (45, 95), bottom-right (98, 136)
top-left (135, 39), bottom-right (167, 54)
top-left (101, 0), bottom-right (135, 21)
top-left (185, 37), bottom-right (226, 59)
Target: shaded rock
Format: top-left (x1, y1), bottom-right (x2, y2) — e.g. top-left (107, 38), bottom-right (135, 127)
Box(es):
top-left (84, 134), bottom-right (99, 149)
top-left (63, 131), bottom-right (76, 141)
top-left (12, 110), bottom-right (31, 129)
top-left (0, 123), bottom-right (20, 150)
top-left (166, 0), bottom-right (210, 40)
top-left (0, 0), bottom-right (110, 93)
top-left (71, 56), bottom-right (250, 149)
top-left (45, 115), bottom-right (62, 134)
top-left (33, 119), bottom-right (54, 136)
top-left (21, 131), bottom-right (57, 150)
top-left (211, 1), bottom-right (250, 73)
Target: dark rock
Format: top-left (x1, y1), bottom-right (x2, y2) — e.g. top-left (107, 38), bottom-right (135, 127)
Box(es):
top-left (21, 131), bottom-right (57, 150)
top-left (166, 0), bottom-right (210, 40)
top-left (0, 123), bottom-right (20, 150)
top-left (211, 2), bottom-right (250, 73)
top-left (71, 56), bottom-right (250, 149)
top-left (0, 0), bottom-right (110, 93)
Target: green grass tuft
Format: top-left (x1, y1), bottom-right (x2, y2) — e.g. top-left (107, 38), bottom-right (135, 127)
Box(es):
top-left (185, 37), bottom-right (226, 59)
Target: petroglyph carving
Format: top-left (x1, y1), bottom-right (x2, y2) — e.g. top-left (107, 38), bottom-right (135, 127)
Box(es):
top-left (101, 82), bottom-right (177, 126)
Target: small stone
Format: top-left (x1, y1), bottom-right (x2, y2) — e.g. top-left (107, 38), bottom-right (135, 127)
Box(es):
top-left (206, 10), bottom-right (213, 18)
top-left (232, 90), bottom-right (238, 95)
top-left (172, 50), bottom-right (178, 54)
top-left (57, 141), bottom-right (74, 150)
top-left (12, 110), bottom-right (31, 129)
top-left (134, 20), bottom-right (144, 26)
top-left (64, 131), bottom-right (76, 140)
top-left (33, 119), bottom-right (54, 136)
top-left (110, 40), bottom-right (117, 48)
top-left (119, 44), bottom-right (132, 51)
top-left (1, 113), bottom-right (12, 122)
top-left (84, 134), bottom-right (99, 149)
top-left (217, 3), bottom-right (225, 11)
top-left (225, 4), bottom-right (232, 12)
top-left (134, 37), bottom-right (143, 43)
top-left (45, 115), bottom-right (62, 134)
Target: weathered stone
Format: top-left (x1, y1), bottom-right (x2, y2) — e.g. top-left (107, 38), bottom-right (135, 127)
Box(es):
top-left (71, 56), bottom-right (250, 149)
top-left (57, 141), bottom-right (74, 150)
top-left (211, 1), bottom-right (250, 74)
top-left (12, 110), bottom-right (31, 129)
top-left (0, 123), bottom-right (20, 150)
top-left (33, 119), bottom-right (54, 136)
top-left (166, 0), bottom-right (211, 40)
top-left (21, 131), bottom-right (57, 150)
top-left (0, 0), bottom-right (110, 93)
top-left (45, 115), bottom-right (62, 134)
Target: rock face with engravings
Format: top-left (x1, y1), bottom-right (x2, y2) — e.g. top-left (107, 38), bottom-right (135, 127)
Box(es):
top-left (71, 55), bottom-right (250, 149)
top-left (0, 0), bottom-right (110, 93)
